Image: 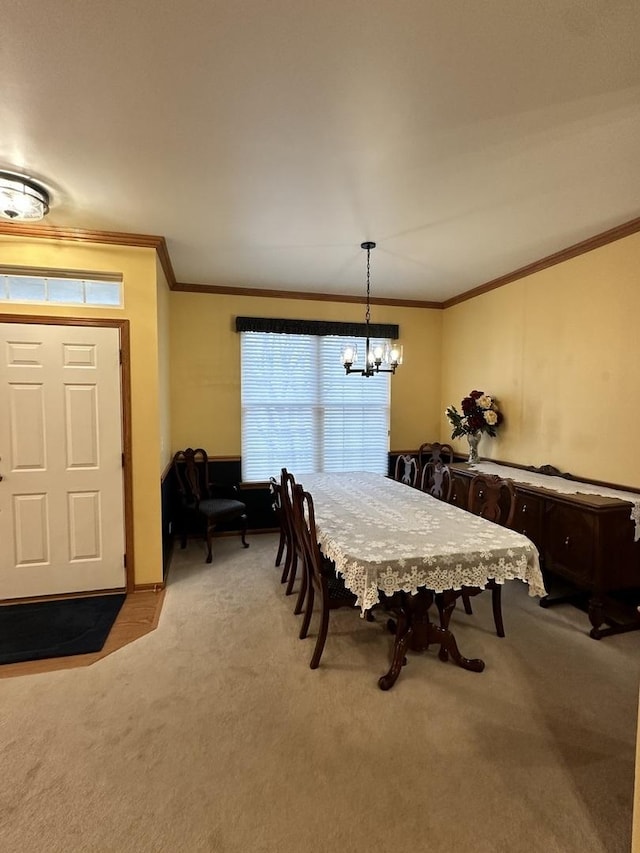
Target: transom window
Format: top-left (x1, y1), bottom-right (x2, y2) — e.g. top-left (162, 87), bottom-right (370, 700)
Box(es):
top-left (0, 267), bottom-right (122, 307)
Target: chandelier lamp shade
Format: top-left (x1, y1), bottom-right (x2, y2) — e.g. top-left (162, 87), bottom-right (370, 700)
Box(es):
top-left (0, 171), bottom-right (50, 222)
top-left (341, 241), bottom-right (403, 377)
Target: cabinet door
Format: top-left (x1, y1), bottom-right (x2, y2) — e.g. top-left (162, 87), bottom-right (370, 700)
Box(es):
top-left (449, 472), bottom-right (470, 510)
top-left (513, 491), bottom-right (544, 551)
top-left (544, 502), bottom-right (595, 588)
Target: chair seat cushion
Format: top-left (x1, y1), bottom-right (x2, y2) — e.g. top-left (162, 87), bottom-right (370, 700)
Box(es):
top-left (318, 552), bottom-right (357, 603)
top-left (198, 498), bottom-right (246, 520)
top-left (326, 572), bottom-right (357, 604)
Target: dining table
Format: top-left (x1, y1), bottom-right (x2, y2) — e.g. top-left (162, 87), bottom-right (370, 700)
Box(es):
top-left (300, 471), bottom-right (546, 690)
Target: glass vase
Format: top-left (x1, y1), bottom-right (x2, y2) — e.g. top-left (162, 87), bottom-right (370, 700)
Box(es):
top-left (467, 432), bottom-right (481, 464)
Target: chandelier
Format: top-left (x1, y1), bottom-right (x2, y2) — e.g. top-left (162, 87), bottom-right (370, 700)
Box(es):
top-left (341, 241), bottom-right (403, 377)
top-left (0, 171), bottom-right (50, 222)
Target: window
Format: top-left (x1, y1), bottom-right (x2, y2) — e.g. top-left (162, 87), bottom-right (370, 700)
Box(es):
top-left (241, 332), bottom-right (390, 481)
top-left (0, 268), bottom-right (122, 307)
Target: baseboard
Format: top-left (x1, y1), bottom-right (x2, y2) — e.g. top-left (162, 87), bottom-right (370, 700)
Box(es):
top-left (133, 582), bottom-right (165, 592)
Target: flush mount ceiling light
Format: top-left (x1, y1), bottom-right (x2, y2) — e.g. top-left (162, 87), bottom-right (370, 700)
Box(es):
top-left (341, 241), bottom-right (403, 377)
top-left (0, 171), bottom-right (50, 222)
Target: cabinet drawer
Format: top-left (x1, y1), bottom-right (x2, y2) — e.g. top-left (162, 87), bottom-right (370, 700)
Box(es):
top-left (544, 502), bottom-right (595, 586)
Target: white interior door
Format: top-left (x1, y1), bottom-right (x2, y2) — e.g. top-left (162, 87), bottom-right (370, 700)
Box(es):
top-left (0, 323), bottom-right (126, 599)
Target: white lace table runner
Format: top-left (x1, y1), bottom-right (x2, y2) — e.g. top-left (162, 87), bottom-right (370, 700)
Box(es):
top-left (300, 472), bottom-right (545, 613)
top-left (469, 462), bottom-right (640, 541)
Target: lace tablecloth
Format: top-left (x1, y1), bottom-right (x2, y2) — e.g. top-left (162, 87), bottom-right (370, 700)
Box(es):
top-left (469, 462), bottom-right (640, 541)
top-left (300, 472), bottom-right (545, 613)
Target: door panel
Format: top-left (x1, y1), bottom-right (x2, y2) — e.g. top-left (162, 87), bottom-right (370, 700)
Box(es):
top-left (0, 323), bottom-right (125, 599)
top-left (68, 491), bottom-right (101, 560)
top-left (65, 384), bottom-right (99, 467)
top-left (14, 493), bottom-right (49, 564)
top-left (11, 383), bottom-right (46, 468)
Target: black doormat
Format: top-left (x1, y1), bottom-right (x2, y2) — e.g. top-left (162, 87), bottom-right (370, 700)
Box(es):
top-left (0, 593), bottom-right (126, 665)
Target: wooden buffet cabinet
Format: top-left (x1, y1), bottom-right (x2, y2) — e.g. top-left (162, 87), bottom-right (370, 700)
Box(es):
top-left (448, 462), bottom-right (640, 639)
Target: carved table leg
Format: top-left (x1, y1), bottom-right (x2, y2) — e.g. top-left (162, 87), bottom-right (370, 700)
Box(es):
top-left (435, 589), bottom-right (458, 661)
top-left (408, 589), bottom-right (435, 652)
top-left (416, 590), bottom-right (484, 672)
top-left (379, 589), bottom-right (484, 689)
top-left (436, 589), bottom-right (458, 632)
top-left (379, 610), bottom-right (412, 691)
top-left (430, 624), bottom-right (485, 672)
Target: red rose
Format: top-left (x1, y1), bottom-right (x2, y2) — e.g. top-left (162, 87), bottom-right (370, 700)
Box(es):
top-left (470, 390), bottom-right (483, 399)
top-left (461, 396), bottom-right (474, 414)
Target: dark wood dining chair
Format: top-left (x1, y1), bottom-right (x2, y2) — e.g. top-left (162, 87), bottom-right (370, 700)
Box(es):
top-left (462, 473), bottom-right (517, 636)
top-left (172, 448), bottom-right (249, 563)
top-left (419, 461), bottom-right (453, 502)
top-left (294, 484), bottom-right (360, 669)
top-left (394, 454), bottom-right (418, 487)
top-left (417, 441), bottom-right (454, 472)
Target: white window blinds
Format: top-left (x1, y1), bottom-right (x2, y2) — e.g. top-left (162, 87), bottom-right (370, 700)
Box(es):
top-left (241, 332), bottom-right (390, 481)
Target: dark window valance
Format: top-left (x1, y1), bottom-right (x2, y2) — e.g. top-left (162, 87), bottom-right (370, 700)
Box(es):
top-left (235, 316), bottom-right (399, 339)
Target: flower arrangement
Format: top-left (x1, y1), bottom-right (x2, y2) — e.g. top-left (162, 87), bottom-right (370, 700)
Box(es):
top-left (446, 390), bottom-right (503, 439)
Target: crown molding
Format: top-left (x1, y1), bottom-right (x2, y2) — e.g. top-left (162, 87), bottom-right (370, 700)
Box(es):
top-left (0, 222), bottom-right (176, 289)
top-left (172, 280), bottom-right (440, 308)
top-left (442, 215), bottom-right (640, 308)
top-left (2, 215), bottom-right (639, 310)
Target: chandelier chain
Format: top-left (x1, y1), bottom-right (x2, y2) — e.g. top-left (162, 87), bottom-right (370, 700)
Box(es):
top-left (365, 247), bottom-right (371, 327)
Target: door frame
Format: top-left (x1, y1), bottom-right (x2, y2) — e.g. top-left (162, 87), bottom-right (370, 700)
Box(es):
top-left (0, 313), bottom-right (134, 593)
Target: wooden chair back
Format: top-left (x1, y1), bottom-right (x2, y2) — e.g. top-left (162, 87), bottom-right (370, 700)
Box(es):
top-left (420, 461), bottom-right (453, 502)
top-left (467, 474), bottom-right (516, 528)
top-left (292, 484), bottom-right (321, 586)
top-left (418, 441), bottom-right (454, 470)
top-left (280, 468), bottom-right (296, 560)
top-left (173, 447), bottom-right (210, 507)
top-left (270, 476), bottom-right (286, 567)
top-left (269, 476), bottom-right (282, 519)
top-left (279, 468), bottom-right (297, 552)
top-left (281, 467), bottom-right (311, 596)
top-left (394, 454), bottom-right (418, 487)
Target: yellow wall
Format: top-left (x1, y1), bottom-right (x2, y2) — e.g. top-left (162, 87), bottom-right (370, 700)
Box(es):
top-left (441, 231), bottom-right (640, 487)
top-left (169, 291), bottom-right (442, 458)
top-left (0, 235), bottom-right (164, 586)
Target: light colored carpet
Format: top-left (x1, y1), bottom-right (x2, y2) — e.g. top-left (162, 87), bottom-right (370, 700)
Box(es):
top-left (0, 533), bottom-right (638, 853)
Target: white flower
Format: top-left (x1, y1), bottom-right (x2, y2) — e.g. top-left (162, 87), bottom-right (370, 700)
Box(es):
top-left (484, 409), bottom-right (498, 425)
top-left (477, 394), bottom-right (492, 409)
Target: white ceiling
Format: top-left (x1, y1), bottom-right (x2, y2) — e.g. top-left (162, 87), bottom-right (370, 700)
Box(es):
top-left (2, 0), bottom-right (639, 301)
